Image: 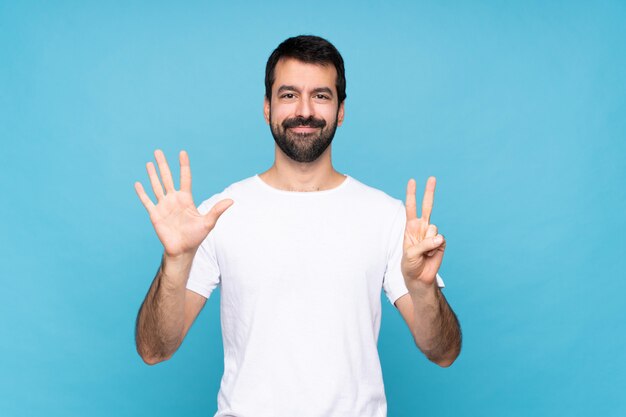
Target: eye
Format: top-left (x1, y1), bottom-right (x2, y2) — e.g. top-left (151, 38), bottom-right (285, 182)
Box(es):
top-left (315, 94), bottom-right (330, 100)
top-left (280, 93), bottom-right (295, 99)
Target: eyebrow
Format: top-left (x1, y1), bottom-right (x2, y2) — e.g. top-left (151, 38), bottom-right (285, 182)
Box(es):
top-left (277, 85), bottom-right (334, 97)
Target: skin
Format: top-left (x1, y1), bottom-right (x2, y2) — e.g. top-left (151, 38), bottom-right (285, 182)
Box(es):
top-left (260, 58), bottom-right (345, 191)
top-left (134, 150), bottom-right (232, 364)
top-left (397, 177), bottom-right (462, 366)
top-left (134, 58), bottom-right (461, 367)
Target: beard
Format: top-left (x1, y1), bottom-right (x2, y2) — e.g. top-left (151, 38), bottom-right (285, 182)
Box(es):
top-left (269, 110), bottom-right (339, 163)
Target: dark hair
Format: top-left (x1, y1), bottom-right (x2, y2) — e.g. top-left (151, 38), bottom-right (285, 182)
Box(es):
top-left (265, 35), bottom-right (346, 104)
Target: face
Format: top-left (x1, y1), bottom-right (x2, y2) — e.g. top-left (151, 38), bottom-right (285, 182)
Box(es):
top-left (264, 58), bottom-right (345, 163)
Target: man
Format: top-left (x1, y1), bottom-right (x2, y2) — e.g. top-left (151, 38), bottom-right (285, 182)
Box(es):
top-left (134, 35), bottom-right (461, 417)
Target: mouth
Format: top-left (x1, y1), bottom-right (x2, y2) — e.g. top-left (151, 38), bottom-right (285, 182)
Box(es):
top-left (288, 126), bottom-right (320, 133)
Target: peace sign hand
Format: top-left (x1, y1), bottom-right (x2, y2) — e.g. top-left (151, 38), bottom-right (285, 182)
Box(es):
top-left (401, 176), bottom-right (446, 289)
top-left (134, 150), bottom-right (233, 259)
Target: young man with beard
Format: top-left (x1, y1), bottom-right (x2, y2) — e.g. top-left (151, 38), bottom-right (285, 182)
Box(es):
top-left (134, 35), bottom-right (461, 417)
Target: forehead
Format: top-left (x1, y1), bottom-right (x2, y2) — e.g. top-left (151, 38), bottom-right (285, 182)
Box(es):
top-left (273, 58), bottom-right (337, 91)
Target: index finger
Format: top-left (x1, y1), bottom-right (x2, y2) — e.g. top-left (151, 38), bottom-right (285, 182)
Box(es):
top-left (405, 178), bottom-right (417, 220)
top-left (421, 176), bottom-right (436, 223)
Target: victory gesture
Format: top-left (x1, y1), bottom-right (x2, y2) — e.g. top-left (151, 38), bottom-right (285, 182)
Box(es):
top-left (401, 176), bottom-right (446, 288)
top-left (134, 150), bottom-right (233, 258)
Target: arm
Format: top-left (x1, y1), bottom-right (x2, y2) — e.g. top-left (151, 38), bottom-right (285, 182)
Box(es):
top-left (133, 150), bottom-right (232, 365)
top-left (399, 177), bottom-right (462, 367)
top-left (135, 254), bottom-right (206, 365)
top-left (394, 286), bottom-right (461, 367)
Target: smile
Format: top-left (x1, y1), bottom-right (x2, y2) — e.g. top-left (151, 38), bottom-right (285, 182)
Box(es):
top-left (288, 126), bottom-right (320, 133)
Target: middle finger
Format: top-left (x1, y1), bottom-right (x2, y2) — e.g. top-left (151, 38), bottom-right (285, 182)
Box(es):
top-left (154, 149), bottom-right (176, 193)
top-left (421, 176), bottom-right (436, 224)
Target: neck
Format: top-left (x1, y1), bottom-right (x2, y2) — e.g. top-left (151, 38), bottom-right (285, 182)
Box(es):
top-left (258, 145), bottom-right (345, 192)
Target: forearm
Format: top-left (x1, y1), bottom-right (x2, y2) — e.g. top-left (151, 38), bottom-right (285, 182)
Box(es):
top-left (407, 282), bottom-right (461, 366)
top-left (135, 253), bottom-right (194, 364)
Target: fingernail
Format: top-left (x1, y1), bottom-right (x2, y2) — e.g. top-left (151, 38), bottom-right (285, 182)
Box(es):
top-left (434, 235), bottom-right (443, 244)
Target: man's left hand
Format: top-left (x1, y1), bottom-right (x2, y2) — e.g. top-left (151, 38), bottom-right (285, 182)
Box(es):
top-left (401, 176), bottom-right (446, 290)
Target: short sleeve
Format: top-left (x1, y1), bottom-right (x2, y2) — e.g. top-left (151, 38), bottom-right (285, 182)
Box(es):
top-left (383, 202), bottom-right (445, 306)
top-left (185, 199), bottom-right (221, 299)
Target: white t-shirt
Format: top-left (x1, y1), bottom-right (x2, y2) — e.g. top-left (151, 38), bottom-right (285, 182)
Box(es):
top-left (186, 174), bottom-right (444, 417)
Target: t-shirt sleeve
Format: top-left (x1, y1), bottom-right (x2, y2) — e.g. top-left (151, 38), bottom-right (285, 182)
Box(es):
top-left (185, 198), bottom-right (222, 299)
top-left (383, 202), bottom-right (445, 306)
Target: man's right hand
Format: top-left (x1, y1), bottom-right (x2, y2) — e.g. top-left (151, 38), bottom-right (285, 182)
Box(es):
top-left (134, 149), bottom-right (233, 261)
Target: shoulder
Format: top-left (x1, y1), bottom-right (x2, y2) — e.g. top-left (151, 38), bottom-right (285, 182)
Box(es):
top-left (346, 176), bottom-right (404, 214)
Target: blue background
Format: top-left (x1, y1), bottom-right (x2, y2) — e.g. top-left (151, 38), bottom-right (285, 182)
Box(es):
top-left (1, 1), bottom-right (624, 416)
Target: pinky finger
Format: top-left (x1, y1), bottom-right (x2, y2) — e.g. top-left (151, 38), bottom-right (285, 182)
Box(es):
top-left (134, 182), bottom-right (156, 214)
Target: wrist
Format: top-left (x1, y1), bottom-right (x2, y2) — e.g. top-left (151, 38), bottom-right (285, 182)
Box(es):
top-left (160, 252), bottom-right (195, 288)
top-left (163, 250), bottom-right (196, 265)
top-left (406, 279), bottom-right (437, 299)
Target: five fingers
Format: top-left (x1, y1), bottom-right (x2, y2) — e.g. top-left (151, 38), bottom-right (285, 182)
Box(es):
top-left (135, 151), bottom-right (234, 232)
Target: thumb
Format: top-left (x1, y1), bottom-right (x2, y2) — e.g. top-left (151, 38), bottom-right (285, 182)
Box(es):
top-left (204, 199), bottom-right (234, 230)
top-left (406, 234), bottom-right (445, 259)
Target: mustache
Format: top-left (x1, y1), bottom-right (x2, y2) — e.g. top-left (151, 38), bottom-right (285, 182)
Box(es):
top-left (282, 116), bottom-right (326, 129)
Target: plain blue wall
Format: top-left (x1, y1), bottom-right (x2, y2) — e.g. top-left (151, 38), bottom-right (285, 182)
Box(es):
top-left (1, 1), bottom-right (624, 416)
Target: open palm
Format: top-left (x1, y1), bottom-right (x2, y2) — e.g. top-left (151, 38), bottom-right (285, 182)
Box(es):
top-left (134, 150), bottom-right (233, 258)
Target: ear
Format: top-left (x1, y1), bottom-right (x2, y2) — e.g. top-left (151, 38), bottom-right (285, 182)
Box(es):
top-left (337, 101), bottom-right (345, 127)
top-left (263, 96), bottom-right (270, 125)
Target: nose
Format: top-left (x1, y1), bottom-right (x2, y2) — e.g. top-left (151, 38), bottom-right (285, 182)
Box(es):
top-left (295, 97), bottom-right (313, 119)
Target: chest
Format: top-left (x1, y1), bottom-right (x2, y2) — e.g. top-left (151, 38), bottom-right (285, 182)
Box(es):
top-left (213, 200), bottom-right (391, 300)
